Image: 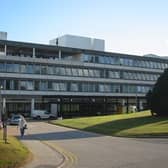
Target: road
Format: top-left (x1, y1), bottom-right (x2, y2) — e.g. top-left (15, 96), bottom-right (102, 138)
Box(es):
top-left (16, 121), bottom-right (168, 168)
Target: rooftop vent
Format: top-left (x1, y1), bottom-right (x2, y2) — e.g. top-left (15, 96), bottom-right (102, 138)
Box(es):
top-left (143, 54), bottom-right (160, 58)
top-left (0, 32), bottom-right (7, 40)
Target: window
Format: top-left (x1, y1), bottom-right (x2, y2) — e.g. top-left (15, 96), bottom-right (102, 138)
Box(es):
top-left (41, 65), bottom-right (47, 74)
top-left (98, 56), bottom-right (105, 64)
top-left (13, 64), bottom-right (20, 73)
top-left (72, 68), bottom-right (79, 76)
top-left (13, 80), bottom-right (19, 90)
top-left (78, 69), bottom-right (83, 76)
top-left (35, 81), bottom-right (40, 90)
top-left (108, 71), bottom-right (120, 78)
top-left (20, 81), bottom-right (26, 90)
top-left (65, 68), bottom-right (72, 76)
top-left (6, 63), bottom-right (14, 72)
top-left (0, 62), bottom-right (5, 72)
top-left (52, 82), bottom-right (67, 91)
top-left (82, 83), bottom-right (88, 92)
top-left (59, 83), bottom-right (67, 91)
top-left (34, 65), bottom-right (41, 74)
top-left (48, 66), bottom-right (54, 75)
top-left (88, 83), bottom-right (96, 92)
top-left (52, 82), bottom-right (60, 91)
top-left (26, 64), bottom-right (34, 74)
top-left (104, 84), bottom-right (111, 92)
top-left (6, 80), bottom-right (13, 90)
top-left (82, 54), bottom-right (94, 63)
top-left (83, 69), bottom-right (89, 76)
top-left (20, 81), bottom-right (34, 90)
top-left (20, 64), bottom-right (27, 73)
top-left (99, 84), bottom-right (104, 92)
top-left (55, 67), bottom-right (60, 75)
top-left (94, 70), bottom-right (101, 77)
top-left (0, 45), bottom-right (4, 52)
top-left (111, 84), bottom-right (120, 93)
top-left (59, 67), bottom-right (66, 75)
top-left (70, 83), bottom-right (79, 91)
top-left (113, 57), bottom-right (120, 65)
top-left (88, 69), bottom-right (94, 77)
top-left (40, 81), bottom-right (48, 90)
top-left (27, 81), bottom-right (34, 90)
top-left (104, 56), bottom-right (110, 64)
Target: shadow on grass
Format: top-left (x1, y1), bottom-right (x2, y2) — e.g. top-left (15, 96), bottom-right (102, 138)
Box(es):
top-left (82, 116), bottom-right (168, 137)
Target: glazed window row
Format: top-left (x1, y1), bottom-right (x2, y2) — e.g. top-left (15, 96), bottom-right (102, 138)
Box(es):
top-left (0, 62), bottom-right (161, 81)
top-left (82, 54), bottom-right (168, 70)
top-left (0, 79), bottom-right (152, 93)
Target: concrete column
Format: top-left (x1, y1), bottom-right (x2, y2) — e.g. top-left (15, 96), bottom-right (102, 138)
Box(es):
top-left (126, 97), bottom-right (129, 113)
top-left (31, 98), bottom-right (35, 116)
top-left (33, 48), bottom-right (35, 58)
top-left (58, 50), bottom-right (61, 60)
top-left (2, 98), bottom-right (6, 114)
top-left (139, 100), bottom-right (143, 110)
top-left (4, 45), bottom-right (7, 56)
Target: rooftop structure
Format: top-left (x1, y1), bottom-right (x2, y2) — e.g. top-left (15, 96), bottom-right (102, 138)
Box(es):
top-left (49, 34), bottom-right (105, 51)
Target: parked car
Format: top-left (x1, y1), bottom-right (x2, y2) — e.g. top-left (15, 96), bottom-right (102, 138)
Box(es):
top-left (10, 114), bottom-right (22, 125)
top-left (31, 110), bottom-right (56, 119)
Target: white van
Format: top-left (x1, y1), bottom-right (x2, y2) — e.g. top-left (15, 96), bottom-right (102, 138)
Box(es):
top-left (129, 105), bottom-right (137, 112)
top-left (31, 110), bottom-right (55, 119)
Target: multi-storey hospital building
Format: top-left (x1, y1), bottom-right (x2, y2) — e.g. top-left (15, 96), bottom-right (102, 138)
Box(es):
top-left (0, 32), bottom-right (167, 118)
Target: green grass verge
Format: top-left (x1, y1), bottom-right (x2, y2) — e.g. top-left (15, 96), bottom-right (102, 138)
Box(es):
top-left (0, 133), bottom-right (30, 168)
top-left (50, 111), bottom-right (168, 137)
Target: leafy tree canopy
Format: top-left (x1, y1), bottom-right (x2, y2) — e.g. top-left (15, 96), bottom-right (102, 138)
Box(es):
top-left (146, 68), bottom-right (168, 116)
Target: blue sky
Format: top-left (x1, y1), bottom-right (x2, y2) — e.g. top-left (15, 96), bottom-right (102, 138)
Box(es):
top-left (1, 0), bottom-right (168, 56)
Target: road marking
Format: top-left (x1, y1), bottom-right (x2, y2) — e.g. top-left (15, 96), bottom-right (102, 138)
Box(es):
top-left (42, 141), bottom-right (78, 168)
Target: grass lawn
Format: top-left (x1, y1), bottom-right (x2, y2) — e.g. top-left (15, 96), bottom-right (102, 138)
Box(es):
top-left (50, 111), bottom-right (168, 137)
top-left (0, 132), bottom-right (30, 168)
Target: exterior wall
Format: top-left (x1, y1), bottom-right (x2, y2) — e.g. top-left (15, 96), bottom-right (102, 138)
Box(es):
top-left (0, 39), bottom-right (168, 117)
top-left (50, 35), bottom-right (105, 51)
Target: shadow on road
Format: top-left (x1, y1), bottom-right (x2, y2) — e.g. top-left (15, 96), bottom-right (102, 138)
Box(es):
top-left (16, 130), bottom-right (102, 141)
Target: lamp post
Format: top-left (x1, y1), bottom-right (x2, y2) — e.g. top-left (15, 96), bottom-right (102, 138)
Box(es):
top-left (0, 85), bottom-right (3, 129)
top-left (3, 97), bottom-right (7, 143)
top-left (0, 85), bottom-right (7, 143)
top-left (136, 91), bottom-right (138, 112)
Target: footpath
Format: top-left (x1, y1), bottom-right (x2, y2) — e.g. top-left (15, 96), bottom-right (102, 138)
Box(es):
top-left (8, 124), bottom-right (68, 168)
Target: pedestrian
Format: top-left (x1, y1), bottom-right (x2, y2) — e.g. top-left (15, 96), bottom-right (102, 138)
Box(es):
top-left (18, 115), bottom-right (27, 138)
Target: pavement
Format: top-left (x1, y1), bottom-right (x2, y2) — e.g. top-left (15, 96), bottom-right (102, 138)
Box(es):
top-left (8, 121), bottom-right (168, 168)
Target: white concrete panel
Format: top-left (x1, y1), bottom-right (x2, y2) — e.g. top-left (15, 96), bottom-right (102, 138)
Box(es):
top-left (49, 35), bottom-right (105, 51)
top-left (0, 32), bottom-right (7, 40)
top-left (2, 90), bottom-right (146, 97)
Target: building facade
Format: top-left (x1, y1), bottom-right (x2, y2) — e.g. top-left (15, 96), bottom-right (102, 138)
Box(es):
top-left (0, 34), bottom-right (167, 118)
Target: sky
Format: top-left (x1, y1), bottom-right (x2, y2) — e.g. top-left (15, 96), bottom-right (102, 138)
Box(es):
top-left (0, 0), bottom-right (168, 56)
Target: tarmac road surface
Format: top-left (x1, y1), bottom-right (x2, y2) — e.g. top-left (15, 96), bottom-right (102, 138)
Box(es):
top-left (15, 121), bottom-right (168, 168)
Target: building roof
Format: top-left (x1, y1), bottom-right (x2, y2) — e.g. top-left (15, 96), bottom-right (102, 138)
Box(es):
top-left (0, 39), bottom-right (168, 62)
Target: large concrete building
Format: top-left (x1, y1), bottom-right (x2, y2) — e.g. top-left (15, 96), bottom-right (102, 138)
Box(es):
top-left (0, 32), bottom-right (167, 118)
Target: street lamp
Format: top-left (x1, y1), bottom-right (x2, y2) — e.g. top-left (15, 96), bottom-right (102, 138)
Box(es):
top-left (0, 85), bottom-right (3, 128)
top-left (135, 90), bottom-right (138, 112)
top-left (0, 85), bottom-right (7, 143)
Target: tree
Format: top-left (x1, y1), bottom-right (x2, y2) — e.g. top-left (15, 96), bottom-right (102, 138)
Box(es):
top-left (147, 68), bottom-right (168, 116)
